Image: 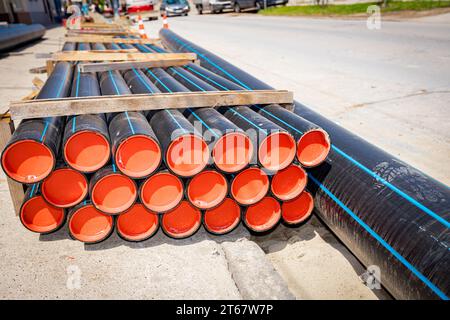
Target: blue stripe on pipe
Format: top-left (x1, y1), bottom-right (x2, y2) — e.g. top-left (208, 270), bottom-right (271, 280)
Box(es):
top-left (112, 164), bottom-right (117, 173)
top-left (183, 52), bottom-right (450, 228)
top-left (178, 54), bottom-right (449, 298)
top-left (169, 67), bottom-right (205, 92)
top-left (145, 68), bottom-right (172, 92)
top-left (30, 183), bottom-right (37, 197)
top-left (131, 67), bottom-right (154, 93)
top-left (72, 116), bottom-right (76, 133)
top-left (40, 121), bottom-right (49, 142)
top-left (308, 173), bottom-right (449, 300)
top-left (185, 66), bottom-right (230, 91)
top-left (227, 108), bottom-right (261, 130)
top-left (108, 70), bottom-right (121, 95)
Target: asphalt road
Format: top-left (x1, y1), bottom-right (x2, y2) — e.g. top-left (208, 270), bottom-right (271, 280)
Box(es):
top-left (145, 12), bottom-right (450, 185)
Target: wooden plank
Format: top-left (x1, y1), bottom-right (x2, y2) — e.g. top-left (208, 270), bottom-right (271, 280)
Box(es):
top-left (0, 118), bottom-right (24, 216)
top-left (81, 22), bottom-right (123, 29)
top-left (78, 58), bottom-right (196, 73)
top-left (64, 36), bottom-right (160, 44)
top-left (46, 60), bottom-right (54, 75)
top-left (66, 29), bottom-right (130, 36)
top-left (51, 51), bottom-right (197, 62)
top-left (9, 90), bottom-right (294, 120)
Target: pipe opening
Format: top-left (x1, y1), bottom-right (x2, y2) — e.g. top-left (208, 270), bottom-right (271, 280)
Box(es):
top-left (166, 134), bottom-right (209, 177)
top-left (297, 129), bottom-right (331, 168)
top-left (41, 168), bottom-right (88, 208)
top-left (231, 167), bottom-right (269, 205)
top-left (69, 205), bottom-right (113, 243)
top-left (140, 172), bottom-right (183, 212)
top-left (281, 191), bottom-right (314, 225)
top-left (271, 164), bottom-right (307, 201)
top-left (64, 130), bottom-right (110, 172)
top-left (187, 170), bottom-right (228, 209)
top-left (259, 132), bottom-right (296, 171)
top-left (204, 198), bottom-right (240, 235)
top-left (2, 140), bottom-right (54, 183)
top-left (212, 132), bottom-right (253, 173)
top-left (117, 203), bottom-right (159, 241)
top-left (161, 201), bottom-right (201, 239)
top-left (244, 197), bottom-right (281, 232)
top-left (115, 135), bottom-right (161, 178)
top-left (20, 196), bottom-right (64, 233)
top-left (91, 174), bottom-right (137, 214)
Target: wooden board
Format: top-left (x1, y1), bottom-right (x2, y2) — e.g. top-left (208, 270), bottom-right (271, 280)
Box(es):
top-left (78, 58), bottom-right (197, 72)
top-left (66, 29), bottom-right (130, 36)
top-left (64, 36), bottom-right (160, 44)
top-left (50, 51), bottom-right (197, 62)
top-left (9, 90), bottom-right (294, 120)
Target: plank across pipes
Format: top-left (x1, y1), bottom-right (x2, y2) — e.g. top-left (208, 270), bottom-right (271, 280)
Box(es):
top-left (78, 59), bottom-right (197, 72)
top-left (9, 90), bottom-right (294, 120)
top-left (64, 36), bottom-right (160, 44)
top-left (50, 51), bottom-right (197, 62)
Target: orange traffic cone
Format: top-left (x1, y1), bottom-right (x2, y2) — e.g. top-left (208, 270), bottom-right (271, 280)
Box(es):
top-left (138, 15), bottom-right (147, 39)
top-left (162, 13), bottom-right (169, 29)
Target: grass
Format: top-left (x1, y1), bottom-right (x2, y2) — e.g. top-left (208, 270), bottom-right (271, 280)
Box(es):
top-left (259, 1), bottom-right (450, 16)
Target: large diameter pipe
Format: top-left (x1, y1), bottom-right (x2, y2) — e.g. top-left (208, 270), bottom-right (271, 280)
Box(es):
top-left (89, 165), bottom-right (138, 215)
top-left (161, 200), bottom-right (202, 239)
top-left (41, 161), bottom-right (88, 208)
top-left (68, 200), bottom-right (114, 243)
top-left (203, 197), bottom-right (241, 235)
top-left (19, 184), bottom-right (66, 234)
top-left (116, 202), bottom-right (159, 242)
top-left (259, 105), bottom-right (331, 168)
top-left (1, 61), bottom-right (73, 184)
top-left (160, 29), bottom-right (450, 300)
top-left (98, 67), bottom-right (162, 178)
top-left (63, 49), bottom-right (111, 173)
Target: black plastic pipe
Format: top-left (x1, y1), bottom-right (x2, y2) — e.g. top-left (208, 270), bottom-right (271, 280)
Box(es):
top-left (1, 61), bottom-right (73, 184)
top-left (88, 164), bottom-right (138, 215)
top-left (19, 183), bottom-right (66, 234)
top-left (160, 29), bottom-right (450, 300)
top-left (67, 200), bottom-right (115, 244)
top-left (63, 46), bottom-right (111, 173)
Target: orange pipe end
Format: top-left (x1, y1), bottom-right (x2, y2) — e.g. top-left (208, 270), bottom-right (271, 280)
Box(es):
top-left (69, 204), bottom-right (113, 243)
top-left (231, 167), bottom-right (269, 206)
top-left (204, 198), bottom-right (241, 235)
top-left (161, 201), bottom-right (201, 239)
top-left (296, 129), bottom-right (331, 168)
top-left (2, 140), bottom-right (54, 184)
top-left (187, 170), bottom-right (228, 209)
top-left (258, 132), bottom-right (296, 171)
top-left (271, 164), bottom-right (307, 201)
top-left (20, 196), bottom-right (65, 233)
top-left (166, 134), bottom-right (209, 177)
top-left (91, 174), bottom-right (137, 214)
top-left (212, 132), bottom-right (253, 173)
top-left (244, 197), bottom-right (281, 232)
top-left (117, 203), bottom-right (159, 241)
top-left (41, 168), bottom-right (88, 208)
top-left (281, 191), bottom-right (314, 225)
top-left (115, 135), bottom-right (161, 178)
top-left (140, 172), bottom-right (183, 212)
top-left (64, 130), bottom-right (110, 172)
